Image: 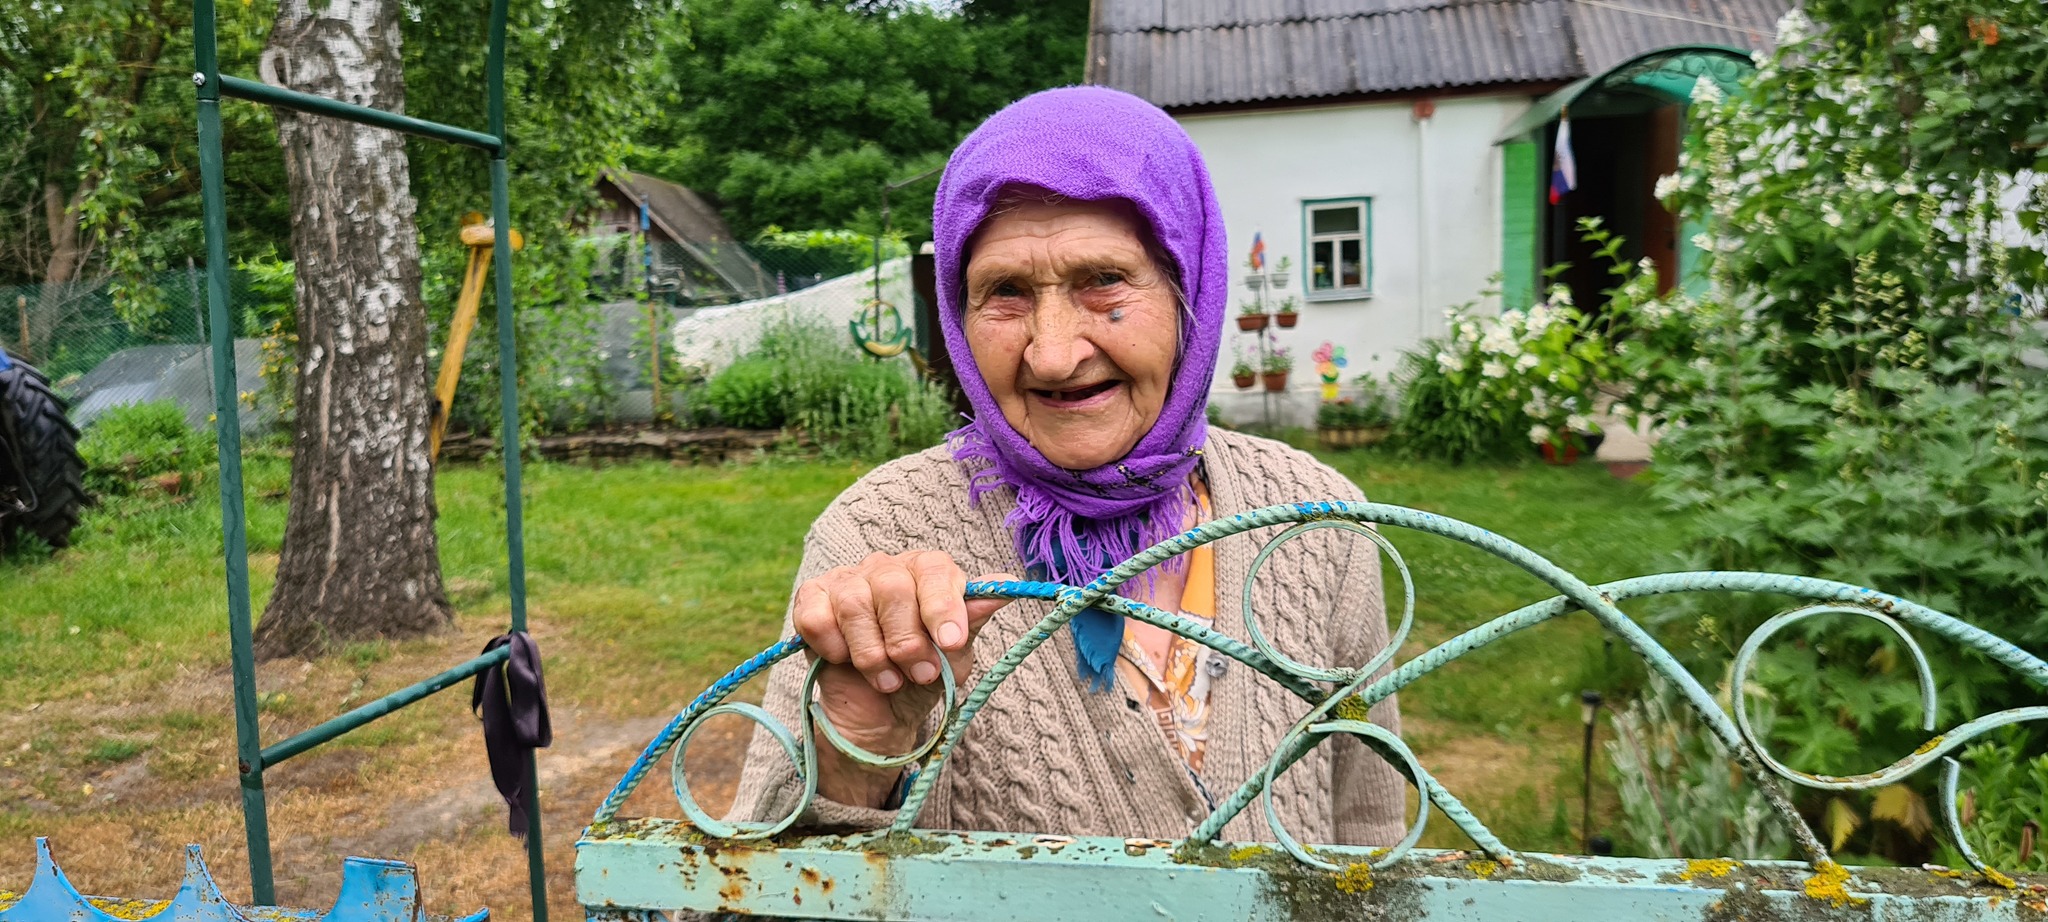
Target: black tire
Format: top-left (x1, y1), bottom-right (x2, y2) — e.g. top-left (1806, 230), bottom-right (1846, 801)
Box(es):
top-left (0, 362), bottom-right (87, 550)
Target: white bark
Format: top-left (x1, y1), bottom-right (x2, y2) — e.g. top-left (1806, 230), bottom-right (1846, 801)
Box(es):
top-left (256, 0), bottom-right (450, 656)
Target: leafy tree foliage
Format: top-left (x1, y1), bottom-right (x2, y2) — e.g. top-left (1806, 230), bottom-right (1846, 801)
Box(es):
top-left (1, 0), bottom-right (663, 298)
top-left (0, 0), bottom-right (286, 288)
top-left (636, 0), bottom-right (1087, 240)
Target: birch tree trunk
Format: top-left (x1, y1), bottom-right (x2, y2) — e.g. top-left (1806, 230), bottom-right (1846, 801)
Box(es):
top-left (254, 0), bottom-right (451, 657)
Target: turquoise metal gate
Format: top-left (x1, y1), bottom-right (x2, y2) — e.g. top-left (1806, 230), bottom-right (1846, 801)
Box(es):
top-left (576, 501), bottom-right (2047, 920)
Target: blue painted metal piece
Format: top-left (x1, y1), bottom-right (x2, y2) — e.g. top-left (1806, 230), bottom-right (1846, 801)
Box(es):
top-left (0, 838), bottom-right (487, 922)
top-left (0, 346), bottom-right (13, 372)
top-left (577, 821), bottom-right (2046, 921)
top-left (582, 499), bottom-right (2048, 920)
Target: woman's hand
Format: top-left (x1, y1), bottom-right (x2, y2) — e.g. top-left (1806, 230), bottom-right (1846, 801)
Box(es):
top-left (793, 550), bottom-right (1014, 808)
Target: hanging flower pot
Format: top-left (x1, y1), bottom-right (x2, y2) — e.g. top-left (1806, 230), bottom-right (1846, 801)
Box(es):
top-left (1269, 270), bottom-right (1291, 289)
top-left (1232, 371), bottom-right (1256, 389)
top-left (1244, 275), bottom-right (1266, 292)
top-left (1261, 371), bottom-right (1289, 392)
top-left (1276, 311), bottom-right (1298, 328)
top-left (1237, 314), bottom-right (1270, 332)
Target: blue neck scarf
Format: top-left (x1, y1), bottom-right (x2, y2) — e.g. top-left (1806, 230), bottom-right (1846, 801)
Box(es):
top-left (1024, 522), bottom-right (1135, 691)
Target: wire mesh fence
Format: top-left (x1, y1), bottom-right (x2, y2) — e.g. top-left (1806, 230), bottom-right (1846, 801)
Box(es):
top-left (1, 268), bottom-right (282, 432)
top-left (5, 237), bottom-right (929, 437)
top-left (3, 270), bottom-right (209, 384)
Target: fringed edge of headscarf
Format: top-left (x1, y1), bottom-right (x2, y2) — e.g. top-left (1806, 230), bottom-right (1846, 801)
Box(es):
top-left (950, 423), bottom-right (1197, 691)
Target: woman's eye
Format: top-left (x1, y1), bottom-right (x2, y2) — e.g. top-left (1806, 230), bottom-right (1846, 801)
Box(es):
top-left (1092, 272), bottom-right (1126, 287)
top-left (991, 281), bottom-right (1024, 298)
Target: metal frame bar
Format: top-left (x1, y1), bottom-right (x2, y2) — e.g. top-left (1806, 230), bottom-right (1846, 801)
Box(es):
top-left (217, 77), bottom-right (502, 152)
top-left (190, 0), bottom-right (543, 915)
top-left (259, 646), bottom-right (510, 768)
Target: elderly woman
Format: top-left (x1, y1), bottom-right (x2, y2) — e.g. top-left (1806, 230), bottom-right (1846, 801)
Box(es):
top-left (729, 86), bottom-right (1405, 846)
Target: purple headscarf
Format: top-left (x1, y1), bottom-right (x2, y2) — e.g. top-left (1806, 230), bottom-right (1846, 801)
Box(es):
top-left (936, 86), bottom-right (1228, 687)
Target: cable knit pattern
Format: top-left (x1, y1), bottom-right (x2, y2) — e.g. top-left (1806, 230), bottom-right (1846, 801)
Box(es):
top-left (726, 428), bottom-right (1407, 846)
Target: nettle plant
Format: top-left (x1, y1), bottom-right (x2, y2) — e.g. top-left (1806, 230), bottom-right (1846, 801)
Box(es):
top-left (1652, 1), bottom-right (2048, 865)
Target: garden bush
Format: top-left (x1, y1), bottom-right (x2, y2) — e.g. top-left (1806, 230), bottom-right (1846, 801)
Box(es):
top-left (1389, 219), bottom-right (1701, 465)
top-left (703, 358), bottom-right (786, 429)
top-left (77, 401), bottom-right (217, 495)
top-left (701, 317), bottom-right (953, 459)
top-left (1648, 0), bottom-right (2048, 865)
top-left (1392, 260), bottom-right (1626, 463)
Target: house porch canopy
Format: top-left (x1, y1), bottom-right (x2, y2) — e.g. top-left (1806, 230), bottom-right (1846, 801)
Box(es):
top-left (1495, 43), bottom-right (1756, 143)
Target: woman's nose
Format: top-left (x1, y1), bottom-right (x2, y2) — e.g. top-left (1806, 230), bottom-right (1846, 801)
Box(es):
top-left (1023, 291), bottom-right (1096, 382)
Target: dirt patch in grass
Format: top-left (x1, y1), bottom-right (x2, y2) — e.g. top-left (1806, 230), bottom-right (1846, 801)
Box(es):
top-left (1394, 714), bottom-right (1623, 852)
top-left (0, 611), bottom-right (760, 922)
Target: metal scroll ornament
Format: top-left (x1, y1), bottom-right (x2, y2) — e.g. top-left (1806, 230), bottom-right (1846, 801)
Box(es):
top-left (595, 500), bottom-right (2048, 877)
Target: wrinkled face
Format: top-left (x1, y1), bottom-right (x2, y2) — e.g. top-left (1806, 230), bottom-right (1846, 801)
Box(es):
top-left (963, 198), bottom-right (1180, 470)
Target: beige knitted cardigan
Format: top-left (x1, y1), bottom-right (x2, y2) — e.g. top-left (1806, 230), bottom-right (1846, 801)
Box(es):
top-left (728, 427), bottom-right (1407, 846)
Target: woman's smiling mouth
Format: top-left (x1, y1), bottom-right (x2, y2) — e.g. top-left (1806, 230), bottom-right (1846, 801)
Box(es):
top-left (1031, 380), bottom-right (1122, 409)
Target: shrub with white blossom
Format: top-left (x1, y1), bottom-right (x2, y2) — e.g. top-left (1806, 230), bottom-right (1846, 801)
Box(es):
top-left (1393, 219), bottom-right (1698, 462)
top-left (1647, 0), bottom-right (2048, 868)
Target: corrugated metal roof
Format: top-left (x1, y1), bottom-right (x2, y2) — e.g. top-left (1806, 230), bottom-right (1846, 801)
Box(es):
top-left (1089, 0), bottom-right (1790, 108)
top-left (1568, 0), bottom-right (1782, 73)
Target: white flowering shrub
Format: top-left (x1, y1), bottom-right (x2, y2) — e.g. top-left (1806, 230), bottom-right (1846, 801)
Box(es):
top-left (1393, 219), bottom-right (1699, 462)
top-left (1393, 280), bottom-right (1604, 462)
top-left (1651, 0), bottom-right (2048, 865)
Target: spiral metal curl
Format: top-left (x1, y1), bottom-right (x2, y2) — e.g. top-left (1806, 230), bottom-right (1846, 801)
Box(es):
top-left (594, 500), bottom-right (2048, 879)
top-left (1729, 604), bottom-right (2048, 872)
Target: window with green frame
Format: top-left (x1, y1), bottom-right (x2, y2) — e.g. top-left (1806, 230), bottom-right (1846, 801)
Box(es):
top-left (1304, 198), bottom-right (1371, 298)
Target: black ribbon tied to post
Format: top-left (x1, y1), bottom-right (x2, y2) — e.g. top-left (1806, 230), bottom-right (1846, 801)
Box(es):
top-left (471, 631), bottom-right (552, 836)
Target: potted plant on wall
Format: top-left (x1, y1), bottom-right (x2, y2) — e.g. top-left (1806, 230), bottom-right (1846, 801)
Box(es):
top-left (1275, 297), bottom-right (1300, 328)
top-left (1270, 255), bottom-right (1292, 290)
top-left (1230, 345), bottom-right (1256, 389)
top-left (1237, 301), bottom-right (1270, 332)
top-left (1261, 345), bottom-right (1293, 392)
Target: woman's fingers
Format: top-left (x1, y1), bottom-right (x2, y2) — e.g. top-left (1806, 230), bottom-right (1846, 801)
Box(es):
top-left (795, 554), bottom-right (1002, 695)
top-left (868, 557), bottom-right (940, 687)
top-left (830, 569), bottom-right (902, 694)
top-left (910, 551), bottom-right (970, 652)
top-left (791, 579), bottom-right (848, 663)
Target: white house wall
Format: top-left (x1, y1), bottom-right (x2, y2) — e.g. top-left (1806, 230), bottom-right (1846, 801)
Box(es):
top-left (1177, 95), bottom-right (1530, 425)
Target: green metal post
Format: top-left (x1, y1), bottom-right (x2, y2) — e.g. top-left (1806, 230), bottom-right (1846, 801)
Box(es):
top-left (484, 0), bottom-right (545, 915)
top-left (191, 0), bottom-right (273, 903)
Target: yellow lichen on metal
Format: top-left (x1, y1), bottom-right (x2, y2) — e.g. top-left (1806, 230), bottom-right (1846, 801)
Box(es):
top-left (1331, 696), bottom-right (1371, 723)
top-left (1680, 858), bottom-right (1738, 881)
top-left (1984, 868), bottom-right (2018, 890)
top-left (1227, 845), bottom-right (1271, 864)
top-left (1802, 861), bottom-right (1866, 908)
top-left (1467, 859), bottom-right (1500, 879)
top-left (1912, 735), bottom-right (1945, 756)
top-left (89, 897), bottom-right (173, 920)
top-left (1331, 862), bottom-right (1375, 894)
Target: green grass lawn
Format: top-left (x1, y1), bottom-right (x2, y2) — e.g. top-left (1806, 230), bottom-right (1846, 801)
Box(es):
top-left (0, 443), bottom-right (1694, 896)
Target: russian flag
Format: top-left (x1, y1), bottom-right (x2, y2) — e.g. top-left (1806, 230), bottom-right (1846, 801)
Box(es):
top-left (1550, 115), bottom-right (1577, 205)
